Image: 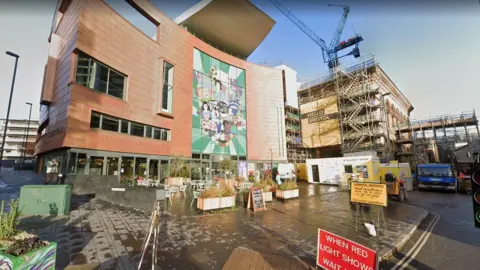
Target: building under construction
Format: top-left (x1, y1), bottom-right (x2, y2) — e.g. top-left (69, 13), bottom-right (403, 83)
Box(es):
top-left (395, 111), bottom-right (480, 166)
top-left (298, 54), bottom-right (413, 160)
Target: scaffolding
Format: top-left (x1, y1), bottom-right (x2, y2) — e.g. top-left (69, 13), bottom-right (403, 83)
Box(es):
top-left (395, 110), bottom-right (480, 166)
top-left (297, 54), bottom-right (392, 159)
top-left (334, 54), bottom-right (388, 157)
top-left (285, 105), bottom-right (310, 163)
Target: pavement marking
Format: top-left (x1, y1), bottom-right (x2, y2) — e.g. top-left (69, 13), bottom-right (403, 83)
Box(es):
top-left (391, 212), bottom-right (440, 270)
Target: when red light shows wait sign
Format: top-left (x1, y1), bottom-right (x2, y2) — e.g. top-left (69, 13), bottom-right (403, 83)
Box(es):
top-left (317, 229), bottom-right (377, 270)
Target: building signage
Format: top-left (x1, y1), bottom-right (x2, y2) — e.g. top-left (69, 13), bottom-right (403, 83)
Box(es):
top-left (301, 109), bottom-right (339, 124)
top-left (317, 229), bottom-right (377, 270)
top-left (471, 170), bottom-right (480, 228)
top-left (350, 182), bottom-right (387, 207)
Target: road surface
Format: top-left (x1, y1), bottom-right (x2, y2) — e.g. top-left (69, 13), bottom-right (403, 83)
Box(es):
top-left (381, 189), bottom-right (480, 270)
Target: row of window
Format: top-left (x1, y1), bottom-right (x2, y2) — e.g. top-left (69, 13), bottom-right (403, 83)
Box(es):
top-left (90, 111), bottom-right (170, 141)
top-left (68, 152), bottom-right (169, 181)
top-left (75, 53), bottom-right (174, 114)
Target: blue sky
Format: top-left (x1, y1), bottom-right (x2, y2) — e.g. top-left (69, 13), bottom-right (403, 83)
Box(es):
top-left (1, 0), bottom-right (479, 120)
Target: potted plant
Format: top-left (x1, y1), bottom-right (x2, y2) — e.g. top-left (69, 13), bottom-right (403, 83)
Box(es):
top-left (197, 186), bottom-right (236, 211)
top-left (276, 181), bottom-right (299, 200)
top-left (0, 199), bottom-right (57, 269)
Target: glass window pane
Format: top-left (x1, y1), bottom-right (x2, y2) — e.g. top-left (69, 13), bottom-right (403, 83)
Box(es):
top-left (121, 157), bottom-right (134, 185)
top-left (121, 120), bottom-right (129, 134)
top-left (162, 84), bottom-right (172, 112)
top-left (191, 160), bottom-right (201, 180)
top-left (130, 123), bottom-right (144, 137)
top-left (108, 69), bottom-right (125, 98)
top-left (68, 152), bottom-right (77, 174)
top-left (160, 160), bottom-right (169, 182)
top-left (90, 112), bottom-right (100, 128)
top-left (149, 159), bottom-right (159, 180)
top-left (163, 62), bottom-right (174, 86)
top-left (107, 157), bottom-right (119, 176)
top-left (153, 128), bottom-right (161, 140)
top-left (76, 56), bottom-right (91, 86)
top-left (76, 153), bottom-right (87, 174)
top-left (161, 129), bottom-right (168, 141)
top-left (135, 157), bottom-right (147, 181)
top-left (89, 156), bottom-right (104, 175)
top-left (92, 63), bottom-right (108, 93)
top-left (146, 126), bottom-right (152, 138)
top-left (101, 115), bottom-right (119, 132)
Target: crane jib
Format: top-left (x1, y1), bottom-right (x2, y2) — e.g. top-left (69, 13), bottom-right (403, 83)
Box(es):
top-left (268, 0), bottom-right (364, 69)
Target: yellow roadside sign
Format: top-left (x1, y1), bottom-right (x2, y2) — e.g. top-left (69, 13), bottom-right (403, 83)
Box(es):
top-left (351, 182), bottom-right (387, 207)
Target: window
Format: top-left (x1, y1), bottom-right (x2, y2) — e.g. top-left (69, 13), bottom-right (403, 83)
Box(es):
top-left (76, 153), bottom-right (87, 174)
top-left (76, 53), bottom-right (126, 99)
top-left (90, 112), bottom-right (100, 128)
top-left (121, 157), bottom-right (134, 185)
top-left (145, 126), bottom-right (152, 138)
top-left (162, 61), bottom-right (174, 113)
top-left (121, 120), bottom-right (129, 134)
top-left (135, 157), bottom-right (147, 180)
top-left (68, 152), bottom-right (77, 173)
top-left (102, 115), bottom-right (119, 132)
top-left (161, 129), bottom-right (169, 141)
top-left (89, 156), bottom-right (104, 175)
top-left (149, 159), bottom-right (159, 180)
top-left (107, 157), bottom-right (119, 176)
top-left (153, 128), bottom-right (161, 140)
top-left (89, 111), bottom-right (170, 141)
top-left (130, 123), bottom-right (144, 137)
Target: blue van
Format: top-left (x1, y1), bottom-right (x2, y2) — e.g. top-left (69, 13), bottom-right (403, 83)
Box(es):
top-left (417, 163), bottom-right (457, 191)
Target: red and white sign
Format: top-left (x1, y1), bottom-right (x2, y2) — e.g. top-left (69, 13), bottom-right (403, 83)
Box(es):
top-left (317, 229), bottom-right (377, 270)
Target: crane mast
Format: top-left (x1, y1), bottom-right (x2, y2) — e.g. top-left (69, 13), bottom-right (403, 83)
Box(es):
top-left (268, 0), bottom-right (363, 70)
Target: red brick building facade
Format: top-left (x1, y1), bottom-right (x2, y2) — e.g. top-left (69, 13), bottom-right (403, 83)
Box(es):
top-left (36, 0), bottom-right (287, 181)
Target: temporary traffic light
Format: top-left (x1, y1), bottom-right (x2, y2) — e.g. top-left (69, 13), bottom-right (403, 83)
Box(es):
top-left (472, 170), bottom-right (480, 228)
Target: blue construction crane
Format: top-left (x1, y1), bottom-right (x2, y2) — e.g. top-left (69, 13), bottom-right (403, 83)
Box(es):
top-left (268, 0), bottom-right (363, 69)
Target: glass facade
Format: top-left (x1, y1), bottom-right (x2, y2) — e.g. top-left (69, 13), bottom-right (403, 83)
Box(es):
top-left (192, 48), bottom-right (247, 157)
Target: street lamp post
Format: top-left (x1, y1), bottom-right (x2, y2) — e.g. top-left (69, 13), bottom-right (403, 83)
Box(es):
top-left (21, 102), bottom-right (33, 167)
top-left (0, 51), bottom-right (20, 172)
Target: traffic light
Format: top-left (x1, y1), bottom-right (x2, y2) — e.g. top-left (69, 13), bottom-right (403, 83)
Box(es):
top-left (472, 170), bottom-right (480, 228)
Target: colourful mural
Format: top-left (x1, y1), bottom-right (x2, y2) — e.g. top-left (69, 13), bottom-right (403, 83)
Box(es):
top-left (0, 242), bottom-right (56, 270)
top-left (192, 49), bottom-right (247, 156)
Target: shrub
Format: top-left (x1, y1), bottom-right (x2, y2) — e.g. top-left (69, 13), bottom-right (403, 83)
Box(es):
top-left (199, 187), bottom-right (221, 198)
top-left (200, 186), bottom-right (235, 198)
top-left (221, 186), bottom-right (235, 197)
top-left (0, 199), bottom-right (22, 240)
top-left (278, 181), bottom-right (298, 191)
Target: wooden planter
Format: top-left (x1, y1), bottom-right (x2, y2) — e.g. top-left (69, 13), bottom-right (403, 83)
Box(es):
top-left (197, 196), bottom-right (236, 211)
top-left (276, 189), bottom-right (299, 200)
top-left (263, 191), bottom-right (273, 202)
top-left (0, 241), bottom-right (56, 269)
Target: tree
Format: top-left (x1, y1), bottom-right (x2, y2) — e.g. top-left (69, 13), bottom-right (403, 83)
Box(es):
top-left (17, 141), bottom-right (36, 157)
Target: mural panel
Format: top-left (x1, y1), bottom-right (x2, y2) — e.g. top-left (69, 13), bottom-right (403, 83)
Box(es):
top-left (192, 49), bottom-right (247, 156)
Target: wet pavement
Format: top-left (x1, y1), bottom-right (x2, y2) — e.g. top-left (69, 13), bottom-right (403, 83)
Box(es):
top-left (6, 170), bottom-right (427, 269)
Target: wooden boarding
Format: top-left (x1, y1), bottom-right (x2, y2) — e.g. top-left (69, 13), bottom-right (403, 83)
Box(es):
top-left (222, 247), bottom-right (313, 270)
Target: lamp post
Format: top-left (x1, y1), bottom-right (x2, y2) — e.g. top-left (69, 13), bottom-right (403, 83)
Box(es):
top-left (382, 92), bottom-right (391, 162)
top-left (0, 51), bottom-right (20, 171)
top-left (21, 102), bottom-right (33, 167)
